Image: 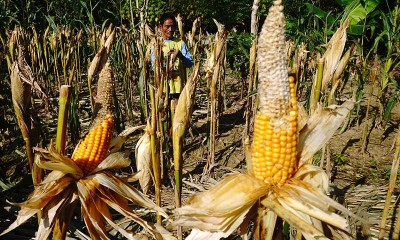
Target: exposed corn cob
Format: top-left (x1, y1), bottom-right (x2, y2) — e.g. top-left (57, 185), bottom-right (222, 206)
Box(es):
top-left (72, 115), bottom-right (114, 174)
top-left (251, 0), bottom-right (298, 186)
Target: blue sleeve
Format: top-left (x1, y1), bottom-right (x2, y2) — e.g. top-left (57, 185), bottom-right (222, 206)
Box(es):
top-left (150, 45), bottom-right (155, 69)
top-left (180, 42), bottom-right (193, 67)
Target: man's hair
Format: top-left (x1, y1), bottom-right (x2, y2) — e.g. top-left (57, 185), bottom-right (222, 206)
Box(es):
top-left (158, 12), bottom-right (177, 26)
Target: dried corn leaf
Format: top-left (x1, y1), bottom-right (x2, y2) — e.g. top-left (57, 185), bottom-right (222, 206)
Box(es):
top-left (93, 172), bottom-right (167, 218)
top-left (35, 146), bottom-right (83, 178)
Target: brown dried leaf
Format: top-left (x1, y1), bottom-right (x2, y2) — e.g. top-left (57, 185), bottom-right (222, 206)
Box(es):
top-left (94, 172), bottom-right (168, 218)
top-left (35, 146), bottom-right (83, 178)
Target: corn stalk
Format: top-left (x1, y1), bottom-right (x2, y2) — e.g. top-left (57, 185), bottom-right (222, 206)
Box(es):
top-left (310, 58), bottom-right (324, 114)
top-left (52, 85), bottom-right (73, 239)
top-left (204, 20), bottom-right (228, 175)
top-left (149, 36), bottom-right (164, 224)
top-left (378, 126), bottom-right (400, 239)
top-left (361, 55), bottom-right (379, 154)
top-left (11, 36), bottom-right (45, 187)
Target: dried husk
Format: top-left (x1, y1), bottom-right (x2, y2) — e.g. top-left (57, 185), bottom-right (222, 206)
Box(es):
top-left (172, 63), bottom-right (200, 166)
top-left (11, 61), bottom-right (31, 139)
top-left (298, 101), bottom-right (355, 166)
top-left (173, 174), bottom-right (269, 238)
top-left (87, 27), bottom-right (116, 86)
top-left (135, 131), bottom-right (153, 194)
top-left (321, 19), bottom-right (349, 91)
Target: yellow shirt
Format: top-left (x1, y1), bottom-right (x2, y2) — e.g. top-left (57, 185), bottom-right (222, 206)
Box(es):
top-left (162, 39), bottom-right (186, 94)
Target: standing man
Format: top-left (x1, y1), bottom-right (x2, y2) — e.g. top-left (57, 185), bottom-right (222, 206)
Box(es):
top-left (152, 12), bottom-right (193, 101)
top-left (150, 13), bottom-right (193, 185)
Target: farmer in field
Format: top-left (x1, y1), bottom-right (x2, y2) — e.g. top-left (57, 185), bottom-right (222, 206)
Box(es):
top-left (151, 12), bottom-right (193, 109)
top-left (150, 13), bottom-right (193, 184)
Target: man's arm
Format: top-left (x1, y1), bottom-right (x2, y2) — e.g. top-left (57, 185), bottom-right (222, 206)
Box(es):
top-left (150, 45), bottom-right (155, 69)
top-left (179, 42), bottom-right (193, 67)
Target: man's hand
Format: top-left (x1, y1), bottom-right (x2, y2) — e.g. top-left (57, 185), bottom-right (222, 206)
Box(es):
top-left (168, 49), bottom-right (182, 59)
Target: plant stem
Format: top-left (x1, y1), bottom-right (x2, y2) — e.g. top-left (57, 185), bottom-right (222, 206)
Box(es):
top-left (149, 86), bottom-right (162, 224)
top-left (378, 126), bottom-right (400, 239)
top-left (361, 55), bottom-right (378, 154)
top-left (53, 85), bottom-right (72, 240)
top-left (55, 85), bottom-right (71, 154)
top-left (310, 58), bottom-right (324, 113)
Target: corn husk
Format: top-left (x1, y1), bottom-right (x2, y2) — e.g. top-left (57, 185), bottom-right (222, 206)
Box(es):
top-left (87, 27), bottom-right (115, 86)
top-left (321, 19), bottom-right (349, 91)
top-left (109, 125), bottom-right (146, 154)
top-left (1, 145), bottom-right (172, 240)
top-left (298, 101), bottom-right (355, 166)
top-left (173, 174), bottom-right (269, 238)
top-left (172, 63), bottom-right (201, 167)
top-left (136, 131), bottom-right (153, 194)
top-left (87, 27), bottom-right (116, 111)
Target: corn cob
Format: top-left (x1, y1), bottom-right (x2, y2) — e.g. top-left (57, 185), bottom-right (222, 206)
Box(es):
top-left (251, 0), bottom-right (298, 186)
top-left (72, 115), bottom-right (114, 174)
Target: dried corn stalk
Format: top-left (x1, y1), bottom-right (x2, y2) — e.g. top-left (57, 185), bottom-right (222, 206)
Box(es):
top-left (205, 20), bottom-right (228, 175)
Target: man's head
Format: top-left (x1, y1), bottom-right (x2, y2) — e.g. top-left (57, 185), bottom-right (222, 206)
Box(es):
top-left (159, 13), bottom-right (176, 40)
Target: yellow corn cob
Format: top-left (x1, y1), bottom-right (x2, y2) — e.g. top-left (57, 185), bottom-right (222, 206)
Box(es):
top-left (72, 115), bottom-right (114, 174)
top-left (252, 76), bottom-right (298, 186)
top-left (251, 0), bottom-right (298, 186)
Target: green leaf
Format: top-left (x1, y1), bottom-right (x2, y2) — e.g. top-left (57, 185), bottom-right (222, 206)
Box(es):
top-left (336, 0), bottom-right (356, 6)
top-left (347, 24), bottom-right (365, 35)
top-left (343, 0), bottom-right (380, 25)
top-left (305, 3), bottom-right (336, 25)
top-left (0, 179), bottom-right (13, 191)
top-left (383, 94), bottom-right (398, 126)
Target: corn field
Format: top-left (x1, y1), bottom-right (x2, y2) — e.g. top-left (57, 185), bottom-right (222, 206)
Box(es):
top-left (0, 0), bottom-right (400, 239)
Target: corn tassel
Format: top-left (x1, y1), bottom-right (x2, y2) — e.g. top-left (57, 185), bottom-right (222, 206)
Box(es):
top-left (251, 0), bottom-right (298, 186)
top-left (72, 115), bottom-right (114, 174)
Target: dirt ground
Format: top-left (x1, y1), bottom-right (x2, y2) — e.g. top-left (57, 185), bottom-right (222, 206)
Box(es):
top-left (0, 74), bottom-right (399, 239)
